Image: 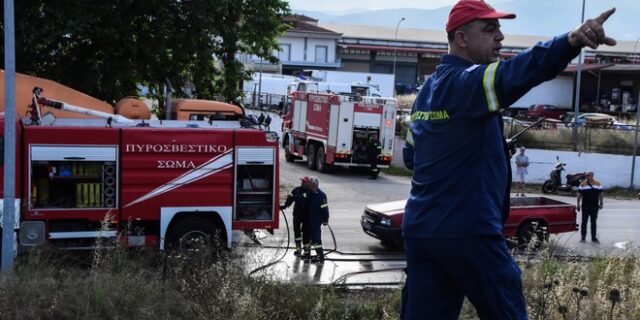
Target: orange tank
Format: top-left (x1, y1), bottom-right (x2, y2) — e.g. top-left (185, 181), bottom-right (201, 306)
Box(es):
top-left (115, 97), bottom-right (151, 120)
top-left (0, 70), bottom-right (114, 119)
top-left (171, 99), bottom-right (243, 121)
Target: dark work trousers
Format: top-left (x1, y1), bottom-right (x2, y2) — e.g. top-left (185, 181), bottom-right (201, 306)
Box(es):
top-left (581, 208), bottom-right (598, 240)
top-left (309, 221), bottom-right (323, 257)
top-left (403, 236), bottom-right (527, 320)
top-left (369, 156), bottom-right (379, 178)
top-left (293, 213), bottom-right (310, 250)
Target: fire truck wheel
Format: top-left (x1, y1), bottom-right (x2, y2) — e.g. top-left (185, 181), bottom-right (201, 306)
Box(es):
top-left (307, 144), bottom-right (317, 170)
top-left (167, 217), bottom-right (224, 256)
top-left (316, 147), bottom-right (329, 172)
top-left (284, 145), bottom-right (295, 162)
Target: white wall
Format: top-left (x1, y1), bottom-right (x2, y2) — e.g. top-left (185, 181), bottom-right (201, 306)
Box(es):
top-left (392, 136), bottom-right (640, 188)
top-left (322, 70), bottom-right (395, 97)
top-left (278, 37), bottom-right (336, 64)
top-left (307, 38), bottom-right (336, 63)
top-left (511, 76), bottom-right (574, 109)
top-left (279, 37), bottom-right (305, 62)
top-left (513, 148), bottom-right (640, 188)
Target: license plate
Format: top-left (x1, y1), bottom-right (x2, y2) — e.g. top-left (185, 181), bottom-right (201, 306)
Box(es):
top-left (362, 220), bottom-right (372, 230)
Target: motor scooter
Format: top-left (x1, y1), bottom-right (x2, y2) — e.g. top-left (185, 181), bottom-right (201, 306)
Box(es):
top-left (541, 156), bottom-right (586, 194)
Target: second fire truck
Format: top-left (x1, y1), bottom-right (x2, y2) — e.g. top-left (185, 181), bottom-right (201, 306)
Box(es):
top-left (281, 81), bottom-right (397, 175)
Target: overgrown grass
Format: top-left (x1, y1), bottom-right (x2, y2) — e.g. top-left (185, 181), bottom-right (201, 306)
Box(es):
top-left (0, 247), bottom-right (402, 320)
top-left (382, 165), bottom-right (413, 177)
top-left (395, 93), bottom-right (639, 155)
top-left (1, 243), bottom-right (639, 319)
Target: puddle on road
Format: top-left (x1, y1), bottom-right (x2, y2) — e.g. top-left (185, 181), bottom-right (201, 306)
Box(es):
top-left (236, 245), bottom-right (406, 287)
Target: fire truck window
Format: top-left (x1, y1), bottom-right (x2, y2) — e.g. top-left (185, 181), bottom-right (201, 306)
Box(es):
top-left (30, 161), bottom-right (117, 209)
top-left (235, 164), bottom-right (274, 221)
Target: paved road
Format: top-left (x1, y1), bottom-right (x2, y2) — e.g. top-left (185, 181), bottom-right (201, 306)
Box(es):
top-left (275, 153), bottom-right (411, 253)
top-left (235, 112), bottom-right (640, 285)
top-left (256, 111), bottom-right (639, 256)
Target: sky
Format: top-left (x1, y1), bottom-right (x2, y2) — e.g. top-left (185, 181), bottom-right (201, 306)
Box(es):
top-left (286, 0), bottom-right (459, 11)
top-left (285, 0), bottom-right (638, 40)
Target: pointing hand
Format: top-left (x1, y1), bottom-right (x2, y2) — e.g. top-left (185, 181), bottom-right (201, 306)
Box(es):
top-left (568, 8), bottom-right (617, 49)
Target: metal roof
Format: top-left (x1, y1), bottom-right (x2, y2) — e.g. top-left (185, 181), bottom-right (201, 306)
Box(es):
top-left (320, 22), bottom-right (640, 55)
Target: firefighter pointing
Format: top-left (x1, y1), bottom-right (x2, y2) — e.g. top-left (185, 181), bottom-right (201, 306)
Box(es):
top-left (401, 1), bottom-right (616, 319)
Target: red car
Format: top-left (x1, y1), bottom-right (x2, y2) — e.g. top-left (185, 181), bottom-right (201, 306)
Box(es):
top-left (525, 104), bottom-right (567, 120)
top-left (361, 197), bottom-right (577, 247)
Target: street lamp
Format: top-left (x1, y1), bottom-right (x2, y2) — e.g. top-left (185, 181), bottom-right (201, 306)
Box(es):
top-left (392, 17), bottom-right (405, 97)
top-left (572, 0), bottom-right (586, 149)
top-left (629, 38), bottom-right (640, 189)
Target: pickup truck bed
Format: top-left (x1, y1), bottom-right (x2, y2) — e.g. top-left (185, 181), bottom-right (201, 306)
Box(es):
top-left (361, 197), bottom-right (577, 246)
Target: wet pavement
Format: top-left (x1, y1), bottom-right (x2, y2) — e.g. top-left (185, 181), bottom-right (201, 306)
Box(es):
top-left (233, 232), bottom-right (406, 287)
top-left (238, 111), bottom-right (640, 287)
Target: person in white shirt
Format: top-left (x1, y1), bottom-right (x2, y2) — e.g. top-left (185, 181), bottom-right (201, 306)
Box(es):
top-left (515, 146), bottom-right (529, 196)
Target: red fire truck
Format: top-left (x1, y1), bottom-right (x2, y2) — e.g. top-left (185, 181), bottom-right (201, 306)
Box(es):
top-left (1, 90), bottom-right (280, 253)
top-left (281, 82), bottom-right (397, 174)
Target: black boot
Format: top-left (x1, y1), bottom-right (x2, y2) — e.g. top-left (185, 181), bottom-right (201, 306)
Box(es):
top-left (312, 246), bottom-right (325, 263)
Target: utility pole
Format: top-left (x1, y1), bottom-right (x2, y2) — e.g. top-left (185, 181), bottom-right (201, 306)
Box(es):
top-left (392, 17), bottom-right (405, 97)
top-left (2, 0), bottom-right (17, 273)
top-left (572, 0), bottom-right (586, 149)
top-left (630, 38), bottom-right (640, 189)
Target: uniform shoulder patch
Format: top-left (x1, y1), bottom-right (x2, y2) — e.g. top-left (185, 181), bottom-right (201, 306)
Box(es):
top-left (465, 64), bottom-right (481, 72)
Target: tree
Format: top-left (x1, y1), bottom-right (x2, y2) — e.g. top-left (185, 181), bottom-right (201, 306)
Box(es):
top-left (209, 0), bottom-right (290, 102)
top-left (0, 0), bottom-right (290, 107)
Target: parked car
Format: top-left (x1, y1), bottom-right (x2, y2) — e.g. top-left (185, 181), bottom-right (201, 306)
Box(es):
top-left (565, 113), bottom-right (616, 128)
top-left (612, 121), bottom-right (634, 131)
top-left (361, 197), bottom-right (577, 248)
top-left (525, 104), bottom-right (567, 120)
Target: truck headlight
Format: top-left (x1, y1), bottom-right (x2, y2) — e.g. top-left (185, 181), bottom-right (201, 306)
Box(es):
top-left (380, 218), bottom-right (392, 226)
top-left (265, 132), bottom-right (279, 142)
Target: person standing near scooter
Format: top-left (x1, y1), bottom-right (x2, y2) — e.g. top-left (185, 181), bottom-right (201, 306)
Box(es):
top-left (577, 171), bottom-right (603, 243)
top-left (514, 146), bottom-right (529, 196)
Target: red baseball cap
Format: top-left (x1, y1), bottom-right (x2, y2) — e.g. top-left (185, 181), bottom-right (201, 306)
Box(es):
top-left (446, 0), bottom-right (516, 33)
top-left (300, 176), bottom-right (311, 183)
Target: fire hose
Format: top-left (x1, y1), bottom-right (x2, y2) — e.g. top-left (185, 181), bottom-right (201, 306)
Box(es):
top-left (248, 208), bottom-right (290, 276)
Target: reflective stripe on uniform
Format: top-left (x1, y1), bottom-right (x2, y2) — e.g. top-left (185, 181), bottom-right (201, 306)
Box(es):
top-left (405, 130), bottom-right (414, 146)
top-left (483, 61), bottom-right (500, 112)
top-left (320, 204), bottom-right (328, 208)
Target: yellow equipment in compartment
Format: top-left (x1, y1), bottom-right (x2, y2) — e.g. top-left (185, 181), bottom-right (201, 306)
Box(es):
top-left (72, 162), bottom-right (101, 177)
top-left (76, 183), bottom-right (102, 207)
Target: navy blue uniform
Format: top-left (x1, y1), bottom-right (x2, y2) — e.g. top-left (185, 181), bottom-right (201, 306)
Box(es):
top-left (307, 189), bottom-right (329, 259)
top-left (282, 186), bottom-right (309, 253)
top-left (402, 33), bottom-right (580, 320)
